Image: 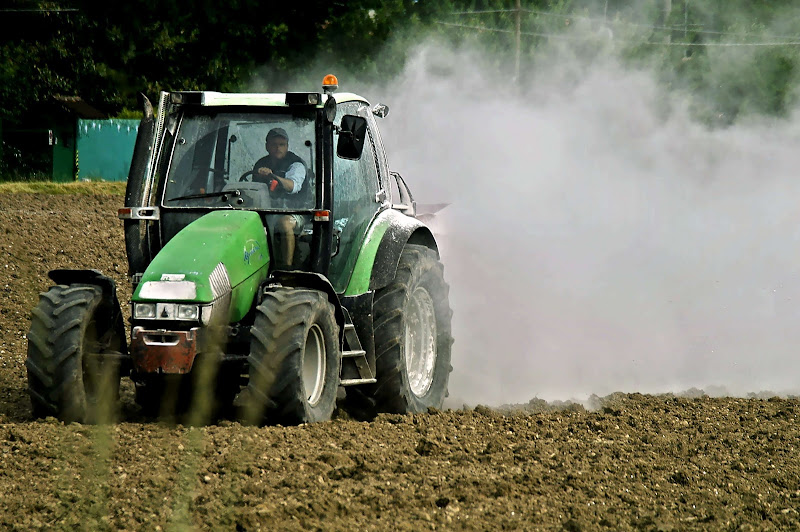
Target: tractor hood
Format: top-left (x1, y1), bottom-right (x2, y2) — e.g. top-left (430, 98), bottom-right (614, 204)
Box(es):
top-left (132, 210), bottom-right (269, 323)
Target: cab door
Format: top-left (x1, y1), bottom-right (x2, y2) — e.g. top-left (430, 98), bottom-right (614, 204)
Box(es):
top-left (328, 101), bottom-right (385, 294)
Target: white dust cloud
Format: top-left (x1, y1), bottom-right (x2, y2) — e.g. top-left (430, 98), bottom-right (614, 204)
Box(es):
top-left (367, 41), bottom-right (800, 405)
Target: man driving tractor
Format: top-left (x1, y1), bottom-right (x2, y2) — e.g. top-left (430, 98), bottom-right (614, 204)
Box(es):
top-left (252, 127), bottom-right (308, 268)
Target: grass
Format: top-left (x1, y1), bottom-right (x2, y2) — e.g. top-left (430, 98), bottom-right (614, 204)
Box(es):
top-left (0, 181), bottom-right (126, 195)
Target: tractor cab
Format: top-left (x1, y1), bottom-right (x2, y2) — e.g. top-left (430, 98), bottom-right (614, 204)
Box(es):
top-left (136, 84), bottom-right (377, 283)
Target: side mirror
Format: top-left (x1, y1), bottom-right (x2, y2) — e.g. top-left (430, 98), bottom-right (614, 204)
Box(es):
top-left (337, 115), bottom-right (367, 160)
top-left (371, 103), bottom-right (389, 118)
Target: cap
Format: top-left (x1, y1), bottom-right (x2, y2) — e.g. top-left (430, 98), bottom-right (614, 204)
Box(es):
top-left (266, 128), bottom-right (289, 142)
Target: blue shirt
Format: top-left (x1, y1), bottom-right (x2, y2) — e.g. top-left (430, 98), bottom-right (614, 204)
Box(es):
top-left (284, 162), bottom-right (306, 194)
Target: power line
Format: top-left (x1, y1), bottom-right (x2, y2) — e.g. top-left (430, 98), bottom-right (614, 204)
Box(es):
top-left (638, 40), bottom-right (800, 47)
top-left (0, 8), bottom-right (78, 12)
top-left (438, 20), bottom-right (577, 39)
top-left (450, 10), bottom-right (515, 15)
top-left (447, 8), bottom-right (800, 41)
top-left (434, 21), bottom-right (800, 47)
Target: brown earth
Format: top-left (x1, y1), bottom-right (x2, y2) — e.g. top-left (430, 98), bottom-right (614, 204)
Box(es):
top-left (1, 194), bottom-right (800, 531)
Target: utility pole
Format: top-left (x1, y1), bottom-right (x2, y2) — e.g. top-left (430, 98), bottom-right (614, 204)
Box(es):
top-left (663, 0), bottom-right (673, 43)
top-left (684, 0), bottom-right (689, 39)
top-left (514, 0), bottom-right (521, 81)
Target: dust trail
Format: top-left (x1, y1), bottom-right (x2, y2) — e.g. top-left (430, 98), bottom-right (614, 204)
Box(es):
top-left (360, 41), bottom-right (800, 405)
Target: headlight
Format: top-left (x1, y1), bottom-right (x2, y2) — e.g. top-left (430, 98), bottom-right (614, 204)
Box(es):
top-left (177, 305), bottom-right (199, 320)
top-left (134, 303), bottom-right (156, 319)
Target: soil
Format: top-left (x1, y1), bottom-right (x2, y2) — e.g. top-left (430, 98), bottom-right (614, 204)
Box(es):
top-left (1, 194), bottom-right (800, 531)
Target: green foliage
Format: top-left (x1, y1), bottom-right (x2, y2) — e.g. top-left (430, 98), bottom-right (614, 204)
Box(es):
top-left (3, 0), bottom-right (799, 123)
top-left (0, 139), bottom-right (52, 183)
top-left (113, 108), bottom-right (144, 120)
top-left (0, 0), bottom-right (439, 118)
top-left (1, 0), bottom-right (800, 179)
top-left (438, 0), bottom-right (800, 124)
top-left (613, 1), bottom-right (800, 124)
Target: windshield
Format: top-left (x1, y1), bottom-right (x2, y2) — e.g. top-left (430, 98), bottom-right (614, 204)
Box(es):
top-left (161, 110), bottom-right (316, 210)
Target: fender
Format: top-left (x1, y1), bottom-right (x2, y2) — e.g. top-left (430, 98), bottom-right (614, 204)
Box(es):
top-left (262, 270), bottom-right (346, 345)
top-left (47, 269), bottom-right (129, 357)
top-left (344, 209), bottom-right (438, 297)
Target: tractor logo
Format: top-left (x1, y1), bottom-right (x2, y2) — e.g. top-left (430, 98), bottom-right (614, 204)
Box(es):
top-left (243, 240), bottom-right (261, 265)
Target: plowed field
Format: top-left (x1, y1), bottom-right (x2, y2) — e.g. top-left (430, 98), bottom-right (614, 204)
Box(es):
top-left (1, 194), bottom-right (799, 531)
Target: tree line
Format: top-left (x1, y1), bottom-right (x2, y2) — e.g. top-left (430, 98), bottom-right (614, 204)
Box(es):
top-left (1, 0), bottom-right (798, 178)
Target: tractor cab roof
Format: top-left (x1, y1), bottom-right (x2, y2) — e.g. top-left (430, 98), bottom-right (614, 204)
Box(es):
top-left (167, 91), bottom-right (369, 109)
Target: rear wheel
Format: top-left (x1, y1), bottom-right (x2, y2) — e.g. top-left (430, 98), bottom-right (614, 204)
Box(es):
top-left (366, 244), bottom-right (453, 414)
top-left (26, 285), bottom-right (123, 423)
top-left (240, 288), bottom-right (340, 425)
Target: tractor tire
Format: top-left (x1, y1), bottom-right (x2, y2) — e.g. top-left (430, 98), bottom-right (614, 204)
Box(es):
top-left (366, 244), bottom-right (453, 414)
top-left (241, 288), bottom-right (340, 425)
top-left (26, 284), bottom-right (123, 423)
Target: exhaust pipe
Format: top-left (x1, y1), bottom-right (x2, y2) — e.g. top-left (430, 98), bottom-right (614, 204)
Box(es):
top-left (124, 93), bottom-right (156, 279)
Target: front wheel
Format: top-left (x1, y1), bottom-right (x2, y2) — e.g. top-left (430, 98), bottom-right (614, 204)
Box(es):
top-left (240, 288), bottom-right (340, 425)
top-left (26, 284), bottom-right (124, 423)
top-left (367, 244), bottom-right (453, 414)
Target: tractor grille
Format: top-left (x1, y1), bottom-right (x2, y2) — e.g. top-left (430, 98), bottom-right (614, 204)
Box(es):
top-left (210, 262), bottom-right (231, 300)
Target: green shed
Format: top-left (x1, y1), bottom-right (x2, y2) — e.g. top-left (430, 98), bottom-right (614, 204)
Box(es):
top-left (51, 95), bottom-right (106, 182)
top-left (74, 119), bottom-right (139, 182)
top-left (0, 96), bottom-right (137, 182)
top-left (49, 96), bottom-right (138, 183)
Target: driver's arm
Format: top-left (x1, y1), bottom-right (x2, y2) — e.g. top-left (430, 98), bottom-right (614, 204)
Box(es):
top-left (253, 158), bottom-right (271, 182)
top-left (256, 167), bottom-right (293, 191)
top-left (254, 163), bottom-right (304, 192)
top-left (280, 163), bottom-right (306, 193)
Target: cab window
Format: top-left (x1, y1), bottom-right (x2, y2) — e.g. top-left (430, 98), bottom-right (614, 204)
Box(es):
top-left (162, 110), bottom-right (316, 211)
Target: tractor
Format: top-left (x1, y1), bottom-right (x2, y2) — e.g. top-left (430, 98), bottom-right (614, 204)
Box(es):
top-left (25, 75), bottom-right (453, 425)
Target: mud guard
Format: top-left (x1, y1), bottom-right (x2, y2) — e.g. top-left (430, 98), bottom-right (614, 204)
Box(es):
top-left (263, 271), bottom-right (346, 345)
top-left (47, 269), bottom-right (129, 358)
top-left (369, 214), bottom-right (438, 291)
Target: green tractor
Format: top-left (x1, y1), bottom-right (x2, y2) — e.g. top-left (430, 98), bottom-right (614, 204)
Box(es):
top-left (25, 75), bottom-right (453, 425)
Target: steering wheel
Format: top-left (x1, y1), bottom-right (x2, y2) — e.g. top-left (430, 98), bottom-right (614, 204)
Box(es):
top-left (239, 170), bottom-right (256, 182)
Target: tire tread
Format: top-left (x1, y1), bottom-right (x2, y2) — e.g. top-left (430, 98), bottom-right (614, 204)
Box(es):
top-left (243, 288), bottom-right (340, 425)
top-left (354, 244), bottom-right (453, 416)
top-left (26, 284), bottom-right (121, 422)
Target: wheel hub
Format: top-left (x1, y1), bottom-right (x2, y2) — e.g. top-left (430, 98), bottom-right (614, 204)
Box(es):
top-left (303, 324), bottom-right (326, 406)
top-left (404, 287), bottom-right (437, 397)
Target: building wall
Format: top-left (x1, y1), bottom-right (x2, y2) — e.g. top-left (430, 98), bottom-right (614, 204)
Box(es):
top-left (52, 138), bottom-right (74, 183)
top-left (75, 119), bottom-right (139, 181)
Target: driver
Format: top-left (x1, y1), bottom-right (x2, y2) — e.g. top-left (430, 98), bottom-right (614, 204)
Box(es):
top-left (252, 128), bottom-right (308, 269)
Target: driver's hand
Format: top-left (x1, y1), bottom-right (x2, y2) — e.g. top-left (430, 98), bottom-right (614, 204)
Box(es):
top-left (257, 167), bottom-right (272, 177)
